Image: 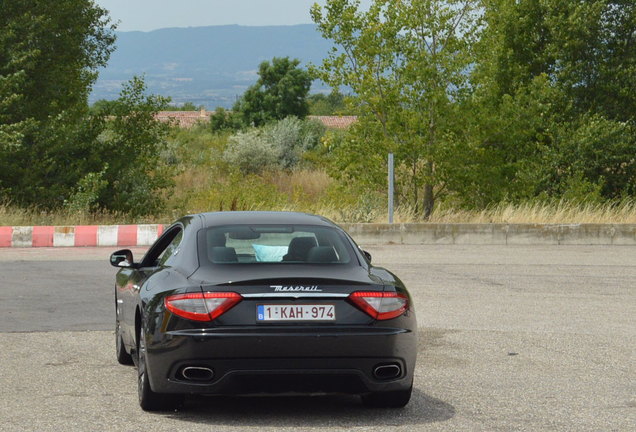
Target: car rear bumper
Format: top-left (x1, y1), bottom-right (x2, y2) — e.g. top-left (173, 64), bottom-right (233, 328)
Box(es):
top-left (145, 325), bottom-right (417, 395)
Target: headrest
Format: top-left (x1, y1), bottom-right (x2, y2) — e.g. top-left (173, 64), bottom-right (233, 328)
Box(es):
top-left (210, 246), bottom-right (238, 263)
top-left (307, 246), bottom-right (338, 263)
top-left (283, 237), bottom-right (318, 261)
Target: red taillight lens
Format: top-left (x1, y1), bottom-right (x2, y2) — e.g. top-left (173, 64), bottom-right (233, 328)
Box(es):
top-left (348, 291), bottom-right (409, 320)
top-left (165, 292), bottom-right (242, 322)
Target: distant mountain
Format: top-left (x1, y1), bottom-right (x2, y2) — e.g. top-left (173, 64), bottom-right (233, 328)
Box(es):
top-left (91, 24), bottom-right (333, 109)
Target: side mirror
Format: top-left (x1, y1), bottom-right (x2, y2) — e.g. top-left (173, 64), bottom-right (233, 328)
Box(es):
top-left (361, 249), bottom-right (372, 263)
top-left (110, 249), bottom-right (134, 268)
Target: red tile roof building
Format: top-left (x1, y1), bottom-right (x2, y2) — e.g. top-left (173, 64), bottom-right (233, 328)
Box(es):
top-left (155, 109), bottom-right (212, 128)
top-left (307, 115), bottom-right (358, 129)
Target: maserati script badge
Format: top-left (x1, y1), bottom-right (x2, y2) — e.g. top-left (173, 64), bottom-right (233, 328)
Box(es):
top-left (270, 285), bottom-right (322, 292)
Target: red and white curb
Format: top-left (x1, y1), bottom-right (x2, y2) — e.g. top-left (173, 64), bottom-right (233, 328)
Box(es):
top-left (0, 225), bottom-right (165, 248)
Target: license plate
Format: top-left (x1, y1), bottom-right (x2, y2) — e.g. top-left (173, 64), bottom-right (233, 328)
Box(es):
top-left (257, 304), bottom-right (336, 321)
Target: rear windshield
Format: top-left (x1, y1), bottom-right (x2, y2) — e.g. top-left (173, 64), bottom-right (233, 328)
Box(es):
top-left (197, 224), bottom-right (355, 265)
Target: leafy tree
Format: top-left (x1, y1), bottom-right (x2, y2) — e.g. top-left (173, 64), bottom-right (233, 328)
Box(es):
top-left (0, 3), bottom-right (173, 215)
top-left (447, 75), bottom-right (562, 208)
top-left (96, 77), bottom-right (173, 216)
top-left (0, 0), bottom-right (116, 206)
top-left (476, 0), bottom-right (636, 122)
top-left (0, 69), bottom-right (35, 160)
top-left (544, 115), bottom-right (636, 200)
top-left (234, 57), bottom-right (313, 127)
top-left (164, 102), bottom-right (205, 111)
top-left (312, 0), bottom-right (481, 217)
top-left (307, 90), bottom-right (348, 115)
top-left (89, 99), bottom-right (123, 115)
top-left (209, 107), bottom-right (244, 132)
top-left (464, 0), bottom-right (636, 205)
top-left (0, 0), bottom-right (115, 122)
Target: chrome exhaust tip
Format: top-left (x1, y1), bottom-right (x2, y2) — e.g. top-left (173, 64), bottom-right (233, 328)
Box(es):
top-left (373, 364), bottom-right (401, 380)
top-left (181, 366), bottom-right (214, 381)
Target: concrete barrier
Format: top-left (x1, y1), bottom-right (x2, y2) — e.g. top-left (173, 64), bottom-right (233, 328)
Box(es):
top-left (340, 223), bottom-right (636, 246)
top-left (0, 223), bottom-right (635, 247)
top-left (0, 224), bottom-right (165, 248)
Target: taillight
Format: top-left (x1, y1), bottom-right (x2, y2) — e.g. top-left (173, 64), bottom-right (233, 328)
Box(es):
top-left (348, 291), bottom-right (409, 320)
top-left (165, 292), bottom-right (242, 322)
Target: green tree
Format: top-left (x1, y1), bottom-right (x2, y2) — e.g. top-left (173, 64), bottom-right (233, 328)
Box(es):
top-left (0, 0), bottom-right (116, 206)
top-left (97, 77), bottom-right (173, 216)
top-left (307, 90), bottom-right (348, 115)
top-left (444, 75), bottom-right (561, 207)
top-left (234, 57), bottom-right (313, 127)
top-left (209, 107), bottom-right (244, 133)
top-left (545, 115), bottom-right (636, 200)
top-left (476, 0), bottom-right (636, 121)
top-left (312, 0), bottom-right (481, 217)
top-left (464, 0), bottom-right (636, 205)
top-left (89, 99), bottom-right (122, 115)
top-left (164, 102), bottom-right (205, 111)
top-left (0, 69), bottom-right (35, 159)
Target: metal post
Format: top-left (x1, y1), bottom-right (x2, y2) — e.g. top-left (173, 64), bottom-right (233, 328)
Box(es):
top-left (388, 153), bottom-right (394, 224)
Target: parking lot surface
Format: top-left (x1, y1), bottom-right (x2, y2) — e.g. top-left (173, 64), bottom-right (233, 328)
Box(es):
top-left (0, 245), bottom-right (634, 431)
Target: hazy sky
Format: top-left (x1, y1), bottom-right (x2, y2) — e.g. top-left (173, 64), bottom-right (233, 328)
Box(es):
top-left (96, 0), bottom-right (373, 32)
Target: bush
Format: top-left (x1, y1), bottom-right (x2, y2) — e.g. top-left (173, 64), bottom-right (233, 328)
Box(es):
top-left (264, 117), bottom-right (309, 168)
top-left (274, 116), bottom-right (325, 166)
top-left (223, 129), bottom-right (280, 174)
top-left (548, 115), bottom-right (636, 200)
top-left (299, 118), bottom-right (327, 151)
top-left (560, 172), bottom-right (604, 205)
top-left (223, 117), bottom-right (327, 174)
top-left (64, 167), bottom-right (109, 214)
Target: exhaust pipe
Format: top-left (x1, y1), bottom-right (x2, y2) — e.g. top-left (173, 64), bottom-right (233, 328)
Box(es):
top-left (373, 364), bottom-right (401, 380)
top-left (181, 366), bottom-right (214, 381)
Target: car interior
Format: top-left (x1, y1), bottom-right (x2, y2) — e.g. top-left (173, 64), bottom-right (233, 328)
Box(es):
top-left (204, 225), bottom-right (350, 264)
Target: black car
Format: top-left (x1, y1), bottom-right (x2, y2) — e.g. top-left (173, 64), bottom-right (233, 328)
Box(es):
top-left (111, 212), bottom-right (417, 411)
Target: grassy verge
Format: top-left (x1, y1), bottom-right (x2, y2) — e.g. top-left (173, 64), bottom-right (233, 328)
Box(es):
top-left (0, 205), bottom-right (166, 226)
top-left (4, 200), bottom-right (636, 226)
top-left (424, 201), bottom-right (636, 224)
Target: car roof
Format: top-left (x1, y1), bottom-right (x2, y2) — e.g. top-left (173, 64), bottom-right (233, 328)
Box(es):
top-left (198, 211), bottom-right (337, 228)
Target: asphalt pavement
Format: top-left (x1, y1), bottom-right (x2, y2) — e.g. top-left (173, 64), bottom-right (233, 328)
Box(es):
top-left (0, 245), bottom-right (634, 431)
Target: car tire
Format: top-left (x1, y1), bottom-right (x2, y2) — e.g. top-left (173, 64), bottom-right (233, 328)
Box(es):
top-left (137, 325), bottom-right (182, 411)
top-left (361, 385), bottom-right (413, 408)
top-left (115, 319), bottom-right (133, 365)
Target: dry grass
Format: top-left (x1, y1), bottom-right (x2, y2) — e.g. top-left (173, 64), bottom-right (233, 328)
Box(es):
top-left (5, 200), bottom-right (636, 226)
top-left (425, 201), bottom-right (636, 224)
top-left (5, 196), bottom-right (636, 227)
top-left (227, 200), bottom-right (636, 224)
top-left (173, 168), bottom-right (214, 192)
top-left (0, 204), bottom-right (163, 226)
top-left (263, 169), bottom-right (333, 200)
top-left (275, 200), bottom-right (636, 224)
